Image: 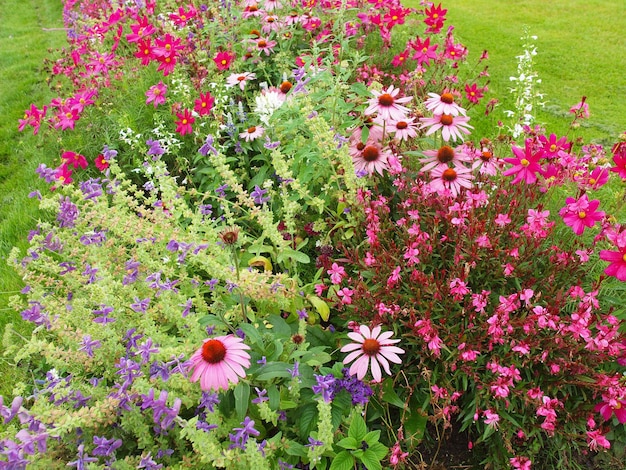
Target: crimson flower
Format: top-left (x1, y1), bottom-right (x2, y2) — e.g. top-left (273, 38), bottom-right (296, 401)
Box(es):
top-left (194, 91), bottom-right (214, 116)
top-left (213, 51), bottom-right (235, 71)
top-left (175, 109), bottom-right (195, 136)
top-left (62, 151), bottom-right (88, 169)
top-left (599, 230), bottom-right (626, 281)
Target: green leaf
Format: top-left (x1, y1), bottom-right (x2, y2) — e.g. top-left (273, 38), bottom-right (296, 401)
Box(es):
top-left (255, 362), bottom-right (294, 381)
top-left (277, 247), bottom-right (310, 264)
top-left (285, 440), bottom-right (307, 457)
top-left (329, 451), bottom-right (355, 470)
top-left (382, 379), bottom-right (405, 408)
top-left (268, 384), bottom-right (280, 410)
top-left (267, 314), bottom-right (292, 338)
top-left (360, 450), bottom-right (383, 470)
top-left (307, 295), bottom-right (330, 322)
top-left (348, 414), bottom-right (367, 441)
top-left (234, 382), bottom-right (250, 420)
top-left (238, 323), bottom-right (264, 345)
top-left (298, 403), bottom-right (318, 439)
top-left (336, 436), bottom-right (358, 450)
top-left (363, 430), bottom-right (381, 445)
top-left (405, 410), bottom-right (427, 441)
top-left (368, 442), bottom-right (388, 461)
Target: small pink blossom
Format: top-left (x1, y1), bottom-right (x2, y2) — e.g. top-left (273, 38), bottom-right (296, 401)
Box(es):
top-left (327, 262), bottom-right (346, 285)
top-left (145, 82), bottom-right (167, 108)
top-left (586, 430), bottom-right (610, 451)
top-left (336, 287), bottom-right (354, 305)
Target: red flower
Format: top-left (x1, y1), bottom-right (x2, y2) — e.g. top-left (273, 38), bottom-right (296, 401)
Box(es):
top-left (424, 3), bottom-right (447, 33)
top-left (175, 109), bottom-right (195, 136)
top-left (194, 92), bottom-right (214, 116)
top-left (213, 51), bottom-right (235, 71)
top-left (62, 151), bottom-right (88, 169)
top-left (465, 83), bottom-right (485, 104)
top-left (95, 154), bottom-right (109, 171)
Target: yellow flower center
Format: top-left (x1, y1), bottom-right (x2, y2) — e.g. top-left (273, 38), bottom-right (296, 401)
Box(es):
top-left (520, 158), bottom-right (530, 167)
top-left (578, 211), bottom-right (586, 219)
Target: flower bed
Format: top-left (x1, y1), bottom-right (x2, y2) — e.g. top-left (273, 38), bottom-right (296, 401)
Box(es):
top-left (4, 0), bottom-right (626, 468)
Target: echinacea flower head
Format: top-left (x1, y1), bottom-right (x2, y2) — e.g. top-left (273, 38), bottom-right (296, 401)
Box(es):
top-left (364, 85), bottom-right (412, 122)
top-left (239, 125), bottom-right (265, 142)
top-left (424, 92), bottom-right (466, 116)
top-left (340, 325), bottom-right (405, 382)
top-left (502, 139), bottom-right (544, 184)
top-left (420, 145), bottom-right (471, 174)
top-left (429, 164), bottom-right (474, 197)
top-left (351, 141), bottom-right (391, 176)
top-left (419, 113), bottom-right (473, 142)
top-left (189, 335), bottom-right (251, 391)
top-left (226, 72), bottom-right (256, 91)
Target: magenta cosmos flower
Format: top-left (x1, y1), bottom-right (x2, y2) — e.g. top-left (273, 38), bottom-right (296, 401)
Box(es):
top-left (189, 335), bottom-right (251, 391)
top-left (364, 85), bottom-right (412, 121)
top-left (419, 113), bottom-right (473, 142)
top-left (599, 230), bottom-right (626, 281)
top-left (341, 325), bottom-right (405, 382)
top-left (502, 139), bottom-right (544, 184)
top-left (559, 194), bottom-right (604, 236)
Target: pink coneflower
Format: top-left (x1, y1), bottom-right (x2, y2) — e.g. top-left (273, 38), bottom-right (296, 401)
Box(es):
top-left (188, 335), bottom-right (251, 391)
top-left (340, 325), bottom-right (405, 382)
top-left (253, 37), bottom-right (277, 55)
top-left (424, 92), bottom-right (466, 116)
top-left (387, 117), bottom-right (418, 141)
top-left (226, 72), bottom-right (256, 90)
top-left (420, 145), bottom-right (471, 174)
top-left (502, 139), bottom-right (544, 184)
top-left (559, 194), bottom-right (605, 236)
top-left (145, 81), bottom-right (167, 108)
top-left (429, 164), bottom-right (474, 197)
top-left (471, 147), bottom-right (499, 176)
top-left (175, 109), bottom-right (195, 136)
top-left (364, 85), bottom-right (412, 121)
top-left (239, 125), bottom-right (265, 142)
top-left (419, 113), bottom-right (472, 142)
top-left (352, 142), bottom-right (391, 176)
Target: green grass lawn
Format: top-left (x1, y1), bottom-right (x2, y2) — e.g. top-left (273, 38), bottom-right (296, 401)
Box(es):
top-left (440, 0), bottom-right (626, 144)
top-left (0, 0), bottom-right (66, 397)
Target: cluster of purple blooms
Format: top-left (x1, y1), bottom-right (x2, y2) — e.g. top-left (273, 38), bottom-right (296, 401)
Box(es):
top-left (313, 369), bottom-right (373, 405)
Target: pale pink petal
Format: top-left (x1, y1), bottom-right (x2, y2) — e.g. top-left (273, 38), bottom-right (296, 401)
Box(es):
top-left (347, 331), bottom-right (366, 343)
top-left (344, 349), bottom-right (365, 365)
top-left (340, 342), bottom-right (363, 353)
top-left (350, 354), bottom-right (370, 380)
top-left (359, 324), bottom-right (372, 338)
top-left (370, 356), bottom-right (382, 382)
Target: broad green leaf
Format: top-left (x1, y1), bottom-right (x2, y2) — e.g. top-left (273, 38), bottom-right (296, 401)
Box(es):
top-left (348, 414), bottom-right (367, 441)
top-left (360, 450), bottom-right (383, 470)
top-left (234, 382), bottom-right (250, 420)
top-left (238, 323), bottom-right (264, 345)
top-left (308, 295), bottom-right (330, 322)
top-left (329, 451), bottom-right (355, 470)
top-left (285, 440), bottom-right (307, 457)
top-left (405, 410), bottom-right (427, 441)
top-left (336, 436), bottom-right (358, 450)
top-left (363, 430), bottom-right (381, 444)
top-left (368, 442), bottom-right (388, 461)
top-left (268, 384), bottom-right (280, 410)
top-left (267, 314), bottom-right (292, 338)
top-left (298, 403), bottom-right (318, 439)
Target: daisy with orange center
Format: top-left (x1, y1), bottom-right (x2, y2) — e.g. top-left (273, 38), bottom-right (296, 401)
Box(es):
top-left (364, 85), bottom-right (412, 122)
top-left (419, 113), bottom-right (473, 142)
top-left (340, 325), bottom-right (405, 382)
top-left (424, 92), bottom-right (466, 116)
top-left (429, 164), bottom-right (474, 197)
top-left (226, 71), bottom-right (256, 91)
top-left (188, 335), bottom-right (251, 391)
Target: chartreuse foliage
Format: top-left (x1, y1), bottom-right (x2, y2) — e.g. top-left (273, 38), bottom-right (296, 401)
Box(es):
top-left (2, 0), bottom-right (626, 469)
